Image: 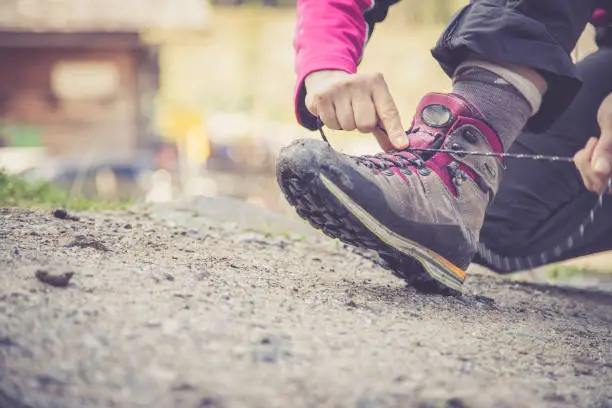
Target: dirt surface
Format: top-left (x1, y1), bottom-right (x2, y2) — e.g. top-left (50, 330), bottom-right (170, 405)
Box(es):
top-left (1, 200), bottom-right (611, 408)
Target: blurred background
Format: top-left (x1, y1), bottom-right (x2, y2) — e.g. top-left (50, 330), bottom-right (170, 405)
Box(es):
top-left (0, 0), bottom-right (599, 216)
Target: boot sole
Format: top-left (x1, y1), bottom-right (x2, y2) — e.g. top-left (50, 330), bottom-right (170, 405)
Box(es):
top-left (279, 169), bottom-right (465, 295)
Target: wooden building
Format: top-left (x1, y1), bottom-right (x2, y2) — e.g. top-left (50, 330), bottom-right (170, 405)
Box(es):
top-left (0, 0), bottom-right (210, 160)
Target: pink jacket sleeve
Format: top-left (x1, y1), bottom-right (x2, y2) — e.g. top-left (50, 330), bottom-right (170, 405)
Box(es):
top-left (293, 0), bottom-right (394, 130)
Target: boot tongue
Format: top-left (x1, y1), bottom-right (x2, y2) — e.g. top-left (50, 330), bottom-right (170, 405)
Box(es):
top-left (408, 93), bottom-right (483, 149)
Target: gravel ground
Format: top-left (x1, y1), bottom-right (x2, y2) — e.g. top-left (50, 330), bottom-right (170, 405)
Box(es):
top-left (1, 199), bottom-right (611, 408)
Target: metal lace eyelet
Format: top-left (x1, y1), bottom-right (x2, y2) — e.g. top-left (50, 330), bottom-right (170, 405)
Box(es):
top-left (374, 162), bottom-right (392, 176)
top-left (462, 128), bottom-right (479, 144)
top-left (450, 143), bottom-right (466, 157)
top-left (418, 166), bottom-right (431, 176)
top-left (400, 167), bottom-right (413, 176)
top-left (413, 158), bottom-right (425, 168)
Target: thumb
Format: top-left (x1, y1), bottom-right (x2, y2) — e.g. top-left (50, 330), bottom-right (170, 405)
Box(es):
top-left (592, 130), bottom-right (612, 176)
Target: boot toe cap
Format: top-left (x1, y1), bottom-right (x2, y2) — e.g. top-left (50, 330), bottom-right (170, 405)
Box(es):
top-left (276, 138), bottom-right (332, 181)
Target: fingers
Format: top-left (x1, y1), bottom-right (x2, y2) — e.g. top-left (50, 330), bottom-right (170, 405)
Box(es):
top-left (352, 93), bottom-right (377, 134)
top-left (574, 137), bottom-right (598, 192)
top-left (304, 70), bottom-right (406, 151)
top-left (591, 129), bottom-right (612, 192)
top-left (575, 131), bottom-right (612, 194)
top-left (306, 93), bottom-right (340, 130)
top-left (580, 92), bottom-right (612, 194)
top-left (334, 94), bottom-right (357, 131)
top-left (370, 73), bottom-right (407, 149)
top-left (352, 92), bottom-right (396, 151)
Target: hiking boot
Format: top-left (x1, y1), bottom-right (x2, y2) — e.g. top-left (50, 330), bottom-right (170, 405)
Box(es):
top-left (276, 93), bottom-right (504, 295)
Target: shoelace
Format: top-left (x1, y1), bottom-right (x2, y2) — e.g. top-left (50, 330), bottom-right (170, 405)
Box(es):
top-left (320, 124), bottom-right (433, 174)
top-left (317, 125), bottom-right (612, 273)
top-left (353, 151), bottom-right (426, 173)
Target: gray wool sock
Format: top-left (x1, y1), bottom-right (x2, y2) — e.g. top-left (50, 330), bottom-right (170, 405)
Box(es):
top-left (452, 66), bottom-right (534, 151)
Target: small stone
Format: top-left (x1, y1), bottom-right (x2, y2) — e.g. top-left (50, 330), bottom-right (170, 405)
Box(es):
top-left (0, 336), bottom-right (15, 347)
top-left (35, 270), bottom-right (74, 288)
top-left (234, 233), bottom-right (264, 244)
top-left (445, 398), bottom-right (467, 408)
top-left (252, 349), bottom-right (278, 363)
top-left (251, 335), bottom-right (289, 364)
top-left (164, 273), bottom-right (175, 282)
top-left (172, 382), bottom-right (195, 392)
top-left (52, 208), bottom-right (68, 219)
top-left (195, 270), bottom-right (210, 281)
top-left (53, 208), bottom-right (80, 221)
top-left (65, 236), bottom-right (109, 252)
top-left (34, 373), bottom-right (66, 387)
top-left (124, 224), bottom-right (133, 229)
top-left (198, 397), bottom-right (222, 408)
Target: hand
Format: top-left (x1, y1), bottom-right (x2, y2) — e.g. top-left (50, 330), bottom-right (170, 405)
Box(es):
top-left (304, 70), bottom-right (407, 152)
top-left (574, 93), bottom-right (612, 194)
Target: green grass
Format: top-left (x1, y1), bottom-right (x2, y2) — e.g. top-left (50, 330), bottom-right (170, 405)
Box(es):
top-left (0, 169), bottom-right (130, 211)
top-left (545, 264), bottom-right (607, 280)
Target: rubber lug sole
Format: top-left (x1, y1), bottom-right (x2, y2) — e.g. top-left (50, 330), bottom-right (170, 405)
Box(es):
top-left (278, 169), bottom-right (464, 296)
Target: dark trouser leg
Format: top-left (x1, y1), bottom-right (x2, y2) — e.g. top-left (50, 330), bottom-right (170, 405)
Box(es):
top-left (474, 47), bottom-right (612, 273)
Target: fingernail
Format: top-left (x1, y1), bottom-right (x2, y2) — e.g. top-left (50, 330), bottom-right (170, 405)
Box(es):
top-left (393, 135), bottom-right (408, 148)
top-left (594, 158), bottom-right (611, 174)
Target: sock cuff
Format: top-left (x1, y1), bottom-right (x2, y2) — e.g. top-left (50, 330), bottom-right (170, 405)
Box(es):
top-left (454, 59), bottom-right (542, 116)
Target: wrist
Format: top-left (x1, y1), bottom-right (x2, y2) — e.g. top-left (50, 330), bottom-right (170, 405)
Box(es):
top-left (305, 70), bottom-right (350, 91)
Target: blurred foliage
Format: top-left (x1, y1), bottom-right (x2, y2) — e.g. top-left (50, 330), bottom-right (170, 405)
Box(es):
top-left (210, 0), bottom-right (464, 24)
top-left (0, 169), bottom-right (130, 211)
top-left (546, 264), bottom-right (611, 279)
top-left (396, 0), bottom-right (464, 25)
top-left (156, 1), bottom-right (466, 130)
